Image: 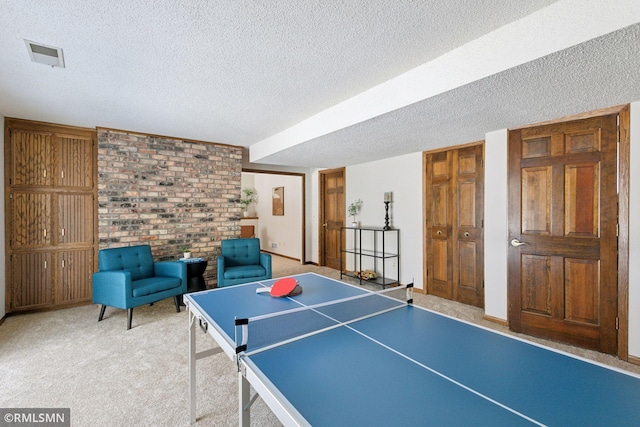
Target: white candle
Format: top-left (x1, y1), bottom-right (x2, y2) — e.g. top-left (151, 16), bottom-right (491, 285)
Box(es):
top-left (384, 192), bottom-right (391, 202)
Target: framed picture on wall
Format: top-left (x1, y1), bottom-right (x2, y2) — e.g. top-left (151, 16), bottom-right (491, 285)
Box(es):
top-left (272, 186), bottom-right (284, 215)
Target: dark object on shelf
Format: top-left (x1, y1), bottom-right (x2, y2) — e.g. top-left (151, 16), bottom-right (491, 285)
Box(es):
top-left (383, 201), bottom-right (391, 230)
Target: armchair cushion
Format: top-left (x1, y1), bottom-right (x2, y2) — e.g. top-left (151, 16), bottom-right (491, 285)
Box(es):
top-left (132, 276), bottom-right (182, 297)
top-left (217, 238), bottom-right (271, 287)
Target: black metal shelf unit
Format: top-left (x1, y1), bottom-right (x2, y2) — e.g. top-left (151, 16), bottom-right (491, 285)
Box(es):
top-left (340, 227), bottom-right (399, 289)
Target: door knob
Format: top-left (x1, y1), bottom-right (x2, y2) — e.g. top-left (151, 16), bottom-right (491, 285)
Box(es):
top-left (510, 239), bottom-right (526, 247)
top-left (464, 232), bottom-right (469, 237)
top-left (323, 223), bottom-right (327, 227)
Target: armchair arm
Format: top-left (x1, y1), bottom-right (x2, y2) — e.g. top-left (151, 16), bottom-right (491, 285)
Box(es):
top-left (260, 253), bottom-right (272, 279)
top-left (92, 270), bottom-right (133, 308)
top-left (216, 256), bottom-right (226, 287)
top-left (155, 261), bottom-right (187, 292)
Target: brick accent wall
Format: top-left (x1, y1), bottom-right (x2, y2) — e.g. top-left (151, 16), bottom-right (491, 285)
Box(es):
top-left (97, 129), bottom-right (243, 287)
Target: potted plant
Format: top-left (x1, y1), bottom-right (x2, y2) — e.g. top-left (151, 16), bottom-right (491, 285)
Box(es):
top-left (239, 188), bottom-right (257, 217)
top-left (181, 247), bottom-right (192, 259)
top-left (347, 199), bottom-right (363, 227)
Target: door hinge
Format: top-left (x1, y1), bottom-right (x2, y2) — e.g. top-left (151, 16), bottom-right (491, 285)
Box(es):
top-left (616, 223), bottom-right (619, 237)
top-left (616, 317), bottom-right (619, 330)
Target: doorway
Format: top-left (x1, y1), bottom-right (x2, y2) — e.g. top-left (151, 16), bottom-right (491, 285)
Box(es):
top-left (424, 143), bottom-right (484, 308)
top-left (241, 170), bottom-right (305, 263)
top-left (319, 167), bottom-right (345, 269)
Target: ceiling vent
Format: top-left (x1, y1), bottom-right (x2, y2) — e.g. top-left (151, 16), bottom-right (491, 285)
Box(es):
top-left (24, 40), bottom-right (65, 68)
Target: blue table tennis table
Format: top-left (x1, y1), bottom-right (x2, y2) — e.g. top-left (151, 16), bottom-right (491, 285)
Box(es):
top-left (186, 273), bottom-right (640, 426)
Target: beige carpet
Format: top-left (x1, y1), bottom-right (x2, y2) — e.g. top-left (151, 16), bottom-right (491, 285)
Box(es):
top-left (1, 256), bottom-right (638, 426)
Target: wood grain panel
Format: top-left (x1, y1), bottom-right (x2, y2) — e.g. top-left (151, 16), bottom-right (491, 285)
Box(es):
top-left (457, 152), bottom-right (476, 174)
top-left (431, 153), bottom-right (448, 178)
top-left (11, 192), bottom-right (52, 248)
top-left (431, 183), bottom-right (448, 227)
top-left (521, 167), bottom-right (551, 235)
top-left (565, 130), bottom-right (600, 154)
top-left (457, 181), bottom-right (475, 228)
top-left (57, 250), bottom-right (93, 303)
top-left (522, 136), bottom-right (551, 158)
top-left (11, 130), bottom-right (52, 186)
top-left (565, 164), bottom-right (598, 237)
top-left (432, 239), bottom-right (448, 282)
top-left (458, 241), bottom-right (477, 290)
top-left (57, 135), bottom-right (94, 188)
top-left (58, 194), bottom-right (94, 245)
top-left (564, 258), bottom-right (599, 325)
top-left (11, 252), bottom-right (52, 309)
top-left (521, 254), bottom-right (551, 316)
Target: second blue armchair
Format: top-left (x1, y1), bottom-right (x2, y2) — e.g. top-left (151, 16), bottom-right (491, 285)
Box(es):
top-left (217, 238), bottom-right (272, 287)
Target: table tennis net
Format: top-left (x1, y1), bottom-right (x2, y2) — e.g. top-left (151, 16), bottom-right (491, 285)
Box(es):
top-left (235, 284), bottom-right (412, 356)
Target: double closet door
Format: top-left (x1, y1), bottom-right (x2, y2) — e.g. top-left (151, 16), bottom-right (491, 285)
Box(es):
top-left (5, 119), bottom-right (97, 312)
top-left (424, 144), bottom-right (484, 308)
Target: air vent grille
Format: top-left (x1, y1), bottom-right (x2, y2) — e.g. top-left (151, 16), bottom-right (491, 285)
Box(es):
top-left (24, 40), bottom-right (65, 68)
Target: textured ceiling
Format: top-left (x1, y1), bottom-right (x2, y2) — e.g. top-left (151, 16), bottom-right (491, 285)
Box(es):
top-left (1, 1), bottom-right (638, 168)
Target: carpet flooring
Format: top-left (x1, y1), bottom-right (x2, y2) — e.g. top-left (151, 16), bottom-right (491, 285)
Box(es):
top-left (1, 256), bottom-right (638, 426)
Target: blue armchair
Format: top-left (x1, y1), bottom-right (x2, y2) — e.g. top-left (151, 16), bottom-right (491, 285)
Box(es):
top-left (92, 244), bottom-right (187, 329)
top-left (217, 238), bottom-right (272, 287)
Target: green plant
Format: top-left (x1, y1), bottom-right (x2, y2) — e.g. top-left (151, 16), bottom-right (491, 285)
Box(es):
top-left (181, 247), bottom-right (191, 253)
top-left (347, 199), bottom-right (363, 219)
top-left (239, 187), bottom-right (257, 209)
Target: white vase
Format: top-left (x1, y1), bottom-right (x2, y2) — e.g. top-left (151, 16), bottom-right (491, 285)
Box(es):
top-left (352, 221), bottom-right (358, 227)
top-left (183, 252), bottom-right (191, 259)
top-left (243, 211), bottom-right (249, 217)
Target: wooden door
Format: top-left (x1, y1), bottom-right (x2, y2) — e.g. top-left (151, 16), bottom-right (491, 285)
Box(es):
top-left (58, 194), bottom-right (94, 246)
top-left (9, 252), bottom-right (52, 309)
top-left (57, 250), bottom-right (94, 304)
top-left (425, 144), bottom-right (484, 307)
top-left (56, 134), bottom-right (94, 189)
top-left (319, 168), bottom-right (345, 269)
top-left (508, 114), bottom-right (618, 354)
top-left (10, 130), bottom-right (53, 187)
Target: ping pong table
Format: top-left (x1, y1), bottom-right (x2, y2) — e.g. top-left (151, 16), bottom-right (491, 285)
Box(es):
top-left (186, 273), bottom-right (640, 426)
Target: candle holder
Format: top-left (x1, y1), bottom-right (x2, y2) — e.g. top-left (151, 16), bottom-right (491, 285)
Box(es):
top-left (383, 201), bottom-right (391, 230)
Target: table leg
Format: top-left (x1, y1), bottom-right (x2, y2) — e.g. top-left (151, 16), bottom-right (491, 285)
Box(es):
top-left (189, 311), bottom-right (197, 424)
top-left (239, 370), bottom-right (250, 427)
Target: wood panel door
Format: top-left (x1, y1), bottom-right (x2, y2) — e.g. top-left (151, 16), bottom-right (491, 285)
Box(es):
top-left (425, 144), bottom-right (484, 308)
top-left (508, 114), bottom-right (618, 354)
top-left (319, 168), bottom-right (345, 270)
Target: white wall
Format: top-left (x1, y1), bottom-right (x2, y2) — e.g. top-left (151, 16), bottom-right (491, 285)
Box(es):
top-left (346, 153), bottom-right (424, 288)
top-left (0, 113), bottom-right (4, 319)
top-left (484, 129), bottom-right (509, 321)
top-left (629, 101), bottom-right (640, 357)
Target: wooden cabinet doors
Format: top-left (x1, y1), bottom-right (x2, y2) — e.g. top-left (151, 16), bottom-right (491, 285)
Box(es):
top-left (5, 119), bottom-right (97, 312)
top-left (508, 114), bottom-right (618, 354)
top-left (425, 144), bottom-right (484, 308)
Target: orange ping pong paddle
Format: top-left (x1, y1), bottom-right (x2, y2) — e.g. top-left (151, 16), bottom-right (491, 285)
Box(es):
top-left (256, 277), bottom-right (300, 297)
